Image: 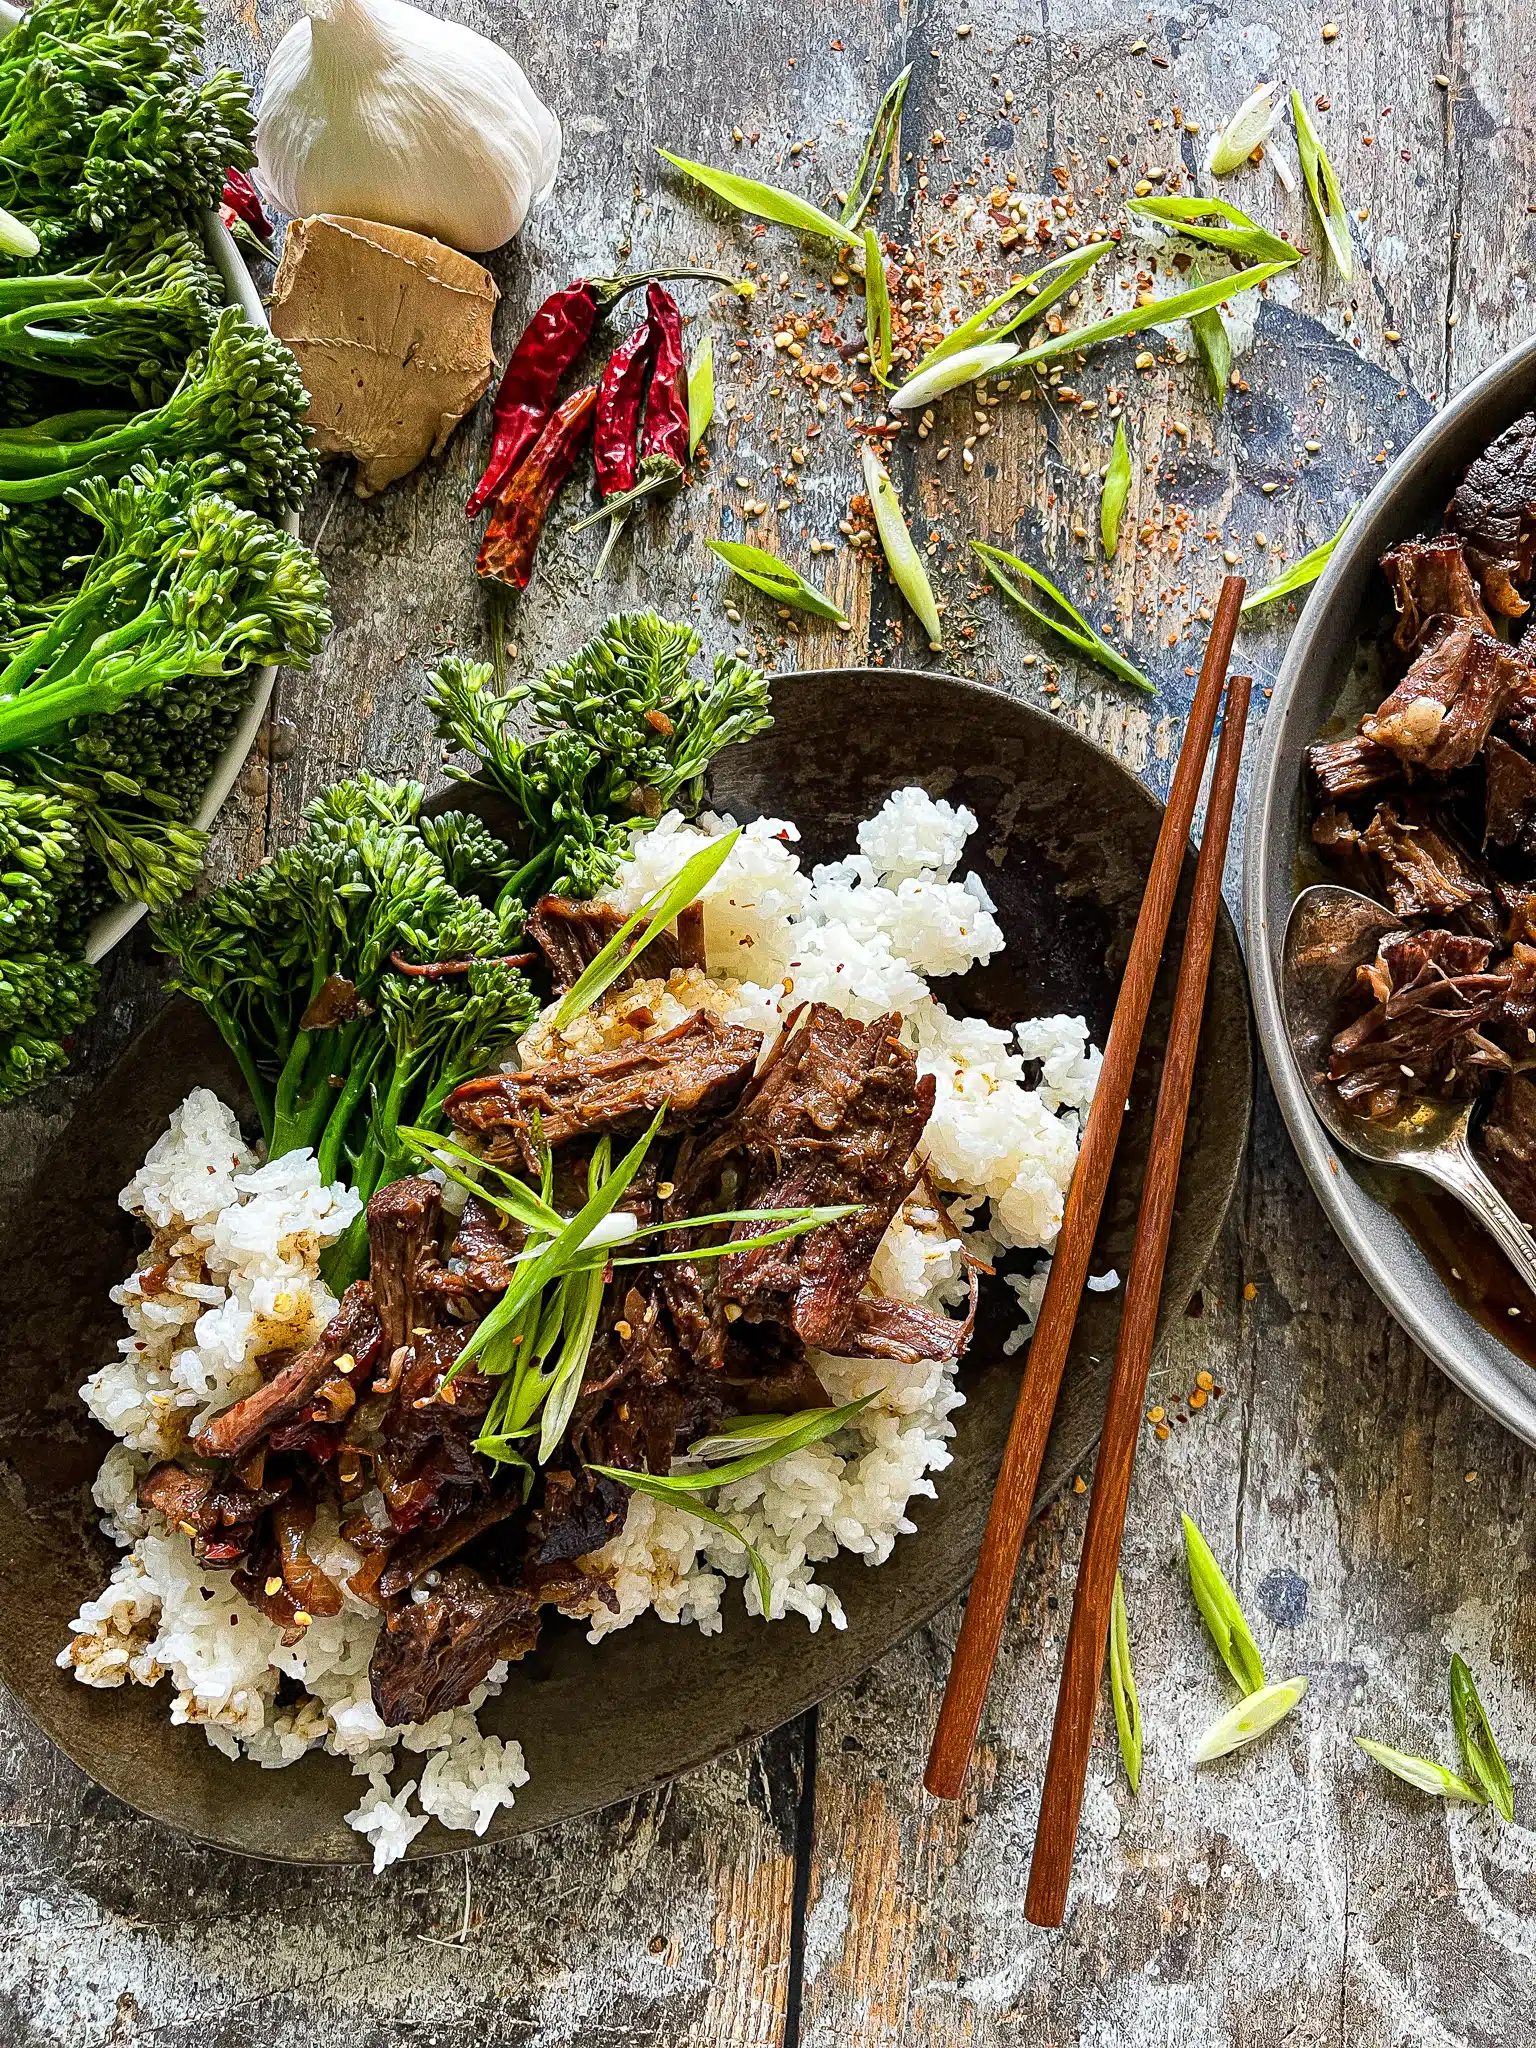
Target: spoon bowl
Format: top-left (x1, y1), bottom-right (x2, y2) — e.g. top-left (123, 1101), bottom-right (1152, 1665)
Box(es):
top-left (1281, 882), bottom-right (1536, 1292)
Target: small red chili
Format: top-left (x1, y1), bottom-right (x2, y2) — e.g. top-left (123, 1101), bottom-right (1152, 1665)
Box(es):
top-left (465, 268), bottom-right (740, 516)
top-left (573, 283), bottom-right (691, 529)
top-left (220, 169), bottom-right (272, 238)
top-left (476, 384), bottom-right (597, 590)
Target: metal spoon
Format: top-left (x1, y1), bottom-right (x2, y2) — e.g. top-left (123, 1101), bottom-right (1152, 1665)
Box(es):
top-left (1281, 882), bottom-right (1536, 1293)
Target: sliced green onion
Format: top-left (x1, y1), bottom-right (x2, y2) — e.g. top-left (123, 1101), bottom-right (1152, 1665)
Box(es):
top-left (395, 1125), bottom-right (566, 1233)
top-left (1100, 420), bottom-right (1131, 557)
top-left (687, 337), bottom-right (714, 457)
top-left (1109, 1571), bottom-right (1143, 1794)
top-left (907, 242), bottom-right (1111, 377)
top-left (1182, 1513), bottom-right (1266, 1695)
top-left (862, 444), bottom-right (942, 650)
top-left (888, 340), bottom-right (1019, 412)
top-left (1190, 305), bottom-right (1232, 408)
top-left (554, 830), bottom-right (740, 1029)
top-left (1239, 516), bottom-right (1350, 611)
top-left (1355, 1737), bottom-right (1485, 1803)
top-left (1450, 1654), bottom-right (1515, 1821)
top-left (1129, 193), bottom-right (1297, 265)
top-left (593, 1394), bottom-right (875, 1494)
top-left (840, 65), bottom-right (912, 225)
top-left (1291, 91), bottom-right (1353, 281)
top-left (707, 539), bottom-right (848, 624)
top-left (970, 541), bottom-right (1153, 693)
top-left (1016, 261), bottom-right (1295, 368)
top-left (1208, 81), bottom-right (1279, 176)
top-left (0, 204), bottom-right (38, 259)
top-left (657, 149), bottom-right (864, 270)
top-left (593, 1471), bottom-right (775, 1615)
top-left (1193, 1676), bottom-right (1308, 1762)
top-left (864, 228), bottom-right (893, 385)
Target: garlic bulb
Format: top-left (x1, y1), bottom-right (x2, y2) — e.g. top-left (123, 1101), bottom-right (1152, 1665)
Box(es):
top-left (255, 0), bottom-right (562, 254)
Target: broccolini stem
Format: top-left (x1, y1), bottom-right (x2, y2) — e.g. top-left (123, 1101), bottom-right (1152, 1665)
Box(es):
top-left (496, 837), bottom-right (560, 915)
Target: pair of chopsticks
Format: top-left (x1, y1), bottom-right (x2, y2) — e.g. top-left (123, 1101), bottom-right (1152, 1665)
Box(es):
top-left (924, 573), bottom-right (1253, 1926)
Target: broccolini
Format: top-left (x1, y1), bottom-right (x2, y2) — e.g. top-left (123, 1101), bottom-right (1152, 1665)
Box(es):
top-left (0, 774), bottom-right (97, 1100)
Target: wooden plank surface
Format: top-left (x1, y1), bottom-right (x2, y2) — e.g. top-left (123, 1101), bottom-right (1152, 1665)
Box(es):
top-left (2, 0), bottom-right (1536, 2041)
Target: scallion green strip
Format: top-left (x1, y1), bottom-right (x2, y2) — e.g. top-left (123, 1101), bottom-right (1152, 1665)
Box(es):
top-left (1239, 517), bottom-right (1349, 611)
top-left (707, 539), bottom-right (848, 624)
top-left (907, 242), bottom-right (1111, 377)
top-left (593, 1394), bottom-right (875, 1495)
top-left (1128, 193), bottom-right (1297, 266)
top-left (657, 149), bottom-right (865, 269)
top-left (1450, 1653), bottom-right (1515, 1820)
top-left (839, 65), bottom-right (911, 224)
top-left (554, 830), bottom-right (740, 1028)
top-left (1208, 82), bottom-right (1279, 176)
top-left (1355, 1738), bottom-right (1485, 1802)
top-left (1190, 305), bottom-right (1232, 407)
top-left (1291, 91), bottom-right (1353, 281)
top-left (889, 340), bottom-right (1019, 412)
top-left (596, 1473), bottom-right (776, 1615)
top-left (1100, 419), bottom-right (1131, 557)
top-left (971, 541), bottom-right (1153, 693)
top-left (1192, 1677), bottom-right (1307, 1762)
top-left (0, 204), bottom-right (38, 260)
top-left (1109, 1571), bottom-right (1143, 1794)
top-left (864, 228), bottom-right (893, 386)
top-left (862, 445), bottom-right (942, 649)
top-left (1182, 1512), bottom-right (1266, 1695)
top-left (1016, 261), bottom-right (1295, 368)
top-left (688, 337), bottom-right (715, 457)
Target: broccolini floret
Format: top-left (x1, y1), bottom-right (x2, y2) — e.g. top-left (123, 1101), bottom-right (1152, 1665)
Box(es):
top-left (153, 776), bottom-right (539, 1282)
top-left (0, 456), bottom-right (330, 759)
top-left (0, 311), bottom-right (319, 518)
top-left (0, 773), bottom-right (97, 1101)
top-left (0, 234), bottom-right (221, 403)
top-left (427, 611), bottom-right (773, 900)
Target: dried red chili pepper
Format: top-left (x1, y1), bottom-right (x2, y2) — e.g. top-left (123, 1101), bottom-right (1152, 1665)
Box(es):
top-left (574, 283), bottom-right (691, 527)
top-left (476, 384), bottom-right (597, 591)
top-left (465, 268), bottom-right (740, 516)
top-left (221, 169), bottom-right (272, 237)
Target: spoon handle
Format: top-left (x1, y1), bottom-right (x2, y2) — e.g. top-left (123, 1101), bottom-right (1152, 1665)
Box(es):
top-left (1427, 1139), bottom-right (1536, 1300)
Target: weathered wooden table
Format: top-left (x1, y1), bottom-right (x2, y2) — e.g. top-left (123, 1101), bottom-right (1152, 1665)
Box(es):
top-left (3, 0), bottom-right (1535, 2040)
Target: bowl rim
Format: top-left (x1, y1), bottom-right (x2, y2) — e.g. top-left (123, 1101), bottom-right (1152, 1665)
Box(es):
top-left (84, 214), bottom-right (292, 967)
top-left (1242, 333), bottom-right (1536, 1447)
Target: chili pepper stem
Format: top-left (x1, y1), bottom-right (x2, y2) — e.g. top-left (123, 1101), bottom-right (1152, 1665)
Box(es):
top-left (590, 268), bottom-right (746, 310)
top-left (593, 509), bottom-right (632, 576)
top-left (568, 458), bottom-right (683, 532)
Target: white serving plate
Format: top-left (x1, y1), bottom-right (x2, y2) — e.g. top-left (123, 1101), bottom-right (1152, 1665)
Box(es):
top-left (84, 212), bottom-right (298, 964)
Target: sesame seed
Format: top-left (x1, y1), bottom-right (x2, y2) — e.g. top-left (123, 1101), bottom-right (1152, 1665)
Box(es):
top-left (293, 1610), bottom-right (313, 1627)
top-left (265, 1575), bottom-right (283, 1596)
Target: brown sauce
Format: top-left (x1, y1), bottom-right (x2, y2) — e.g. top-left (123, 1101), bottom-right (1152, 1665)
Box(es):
top-left (1388, 1179), bottom-right (1536, 1373)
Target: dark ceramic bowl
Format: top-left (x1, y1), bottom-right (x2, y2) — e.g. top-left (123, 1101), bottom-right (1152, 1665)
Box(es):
top-left (1244, 337), bottom-right (1536, 1447)
top-left (0, 667), bottom-right (1251, 1861)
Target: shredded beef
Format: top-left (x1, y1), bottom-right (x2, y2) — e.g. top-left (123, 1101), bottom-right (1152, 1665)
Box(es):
top-left (1360, 621), bottom-right (1528, 772)
top-left (1484, 735), bottom-right (1536, 855)
top-left (1447, 411), bottom-right (1536, 617)
top-left (192, 1281), bottom-right (381, 1464)
top-left (1356, 800), bottom-right (1503, 938)
top-left (839, 1276), bottom-right (980, 1363)
top-left (1306, 734), bottom-right (1403, 802)
top-left (523, 895), bottom-right (692, 995)
top-left (445, 1009), bottom-right (763, 1170)
top-left (366, 1176), bottom-right (441, 1356)
top-left (1326, 927), bottom-right (1513, 1118)
top-left (1480, 1072), bottom-right (1536, 1223)
top-left (445, 1194), bottom-right (524, 1293)
top-left (370, 1564), bottom-right (540, 1726)
top-left (1380, 533), bottom-right (1494, 649)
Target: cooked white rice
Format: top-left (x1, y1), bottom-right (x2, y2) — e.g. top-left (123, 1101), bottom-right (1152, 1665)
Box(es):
top-left (61, 787), bottom-right (1099, 1869)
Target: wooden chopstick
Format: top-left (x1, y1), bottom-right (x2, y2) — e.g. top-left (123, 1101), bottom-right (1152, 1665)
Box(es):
top-left (924, 573), bottom-right (1247, 1804)
top-left (1024, 668), bottom-right (1254, 1927)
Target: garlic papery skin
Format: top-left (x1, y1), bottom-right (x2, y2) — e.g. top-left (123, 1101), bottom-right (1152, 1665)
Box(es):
top-left (255, 0), bottom-right (562, 254)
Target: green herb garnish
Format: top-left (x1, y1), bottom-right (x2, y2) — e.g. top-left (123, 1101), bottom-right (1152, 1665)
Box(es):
top-left (1354, 1738), bottom-right (1485, 1803)
top-left (1190, 305), bottom-right (1233, 407)
top-left (1109, 1571), bottom-right (1143, 1794)
top-left (862, 445), bottom-right (943, 650)
top-left (889, 340), bottom-right (1019, 412)
top-left (840, 66), bottom-right (911, 224)
top-left (594, 1474), bottom-right (777, 1614)
top-left (1181, 1512), bottom-right (1266, 1694)
top-left (554, 830), bottom-right (740, 1029)
top-left (657, 148), bottom-right (865, 270)
top-left (905, 242), bottom-right (1111, 379)
top-left (864, 228), bottom-right (893, 385)
top-left (1100, 420), bottom-right (1131, 557)
top-left (1208, 82), bottom-right (1279, 176)
top-left (1193, 1677), bottom-right (1308, 1762)
top-left (1451, 1654), bottom-right (1515, 1820)
top-left (707, 539), bottom-right (849, 625)
top-left (597, 1396), bottom-right (876, 1495)
top-left (971, 541), bottom-right (1153, 693)
top-left (1291, 91), bottom-right (1353, 281)
top-left (1015, 261), bottom-right (1295, 369)
top-left (1239, 517), bottom-right (1349, 611)
top-left (1128, 193), bottom-right (1298, 266)
top-left (687, 337), bottom-right (714, 457)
